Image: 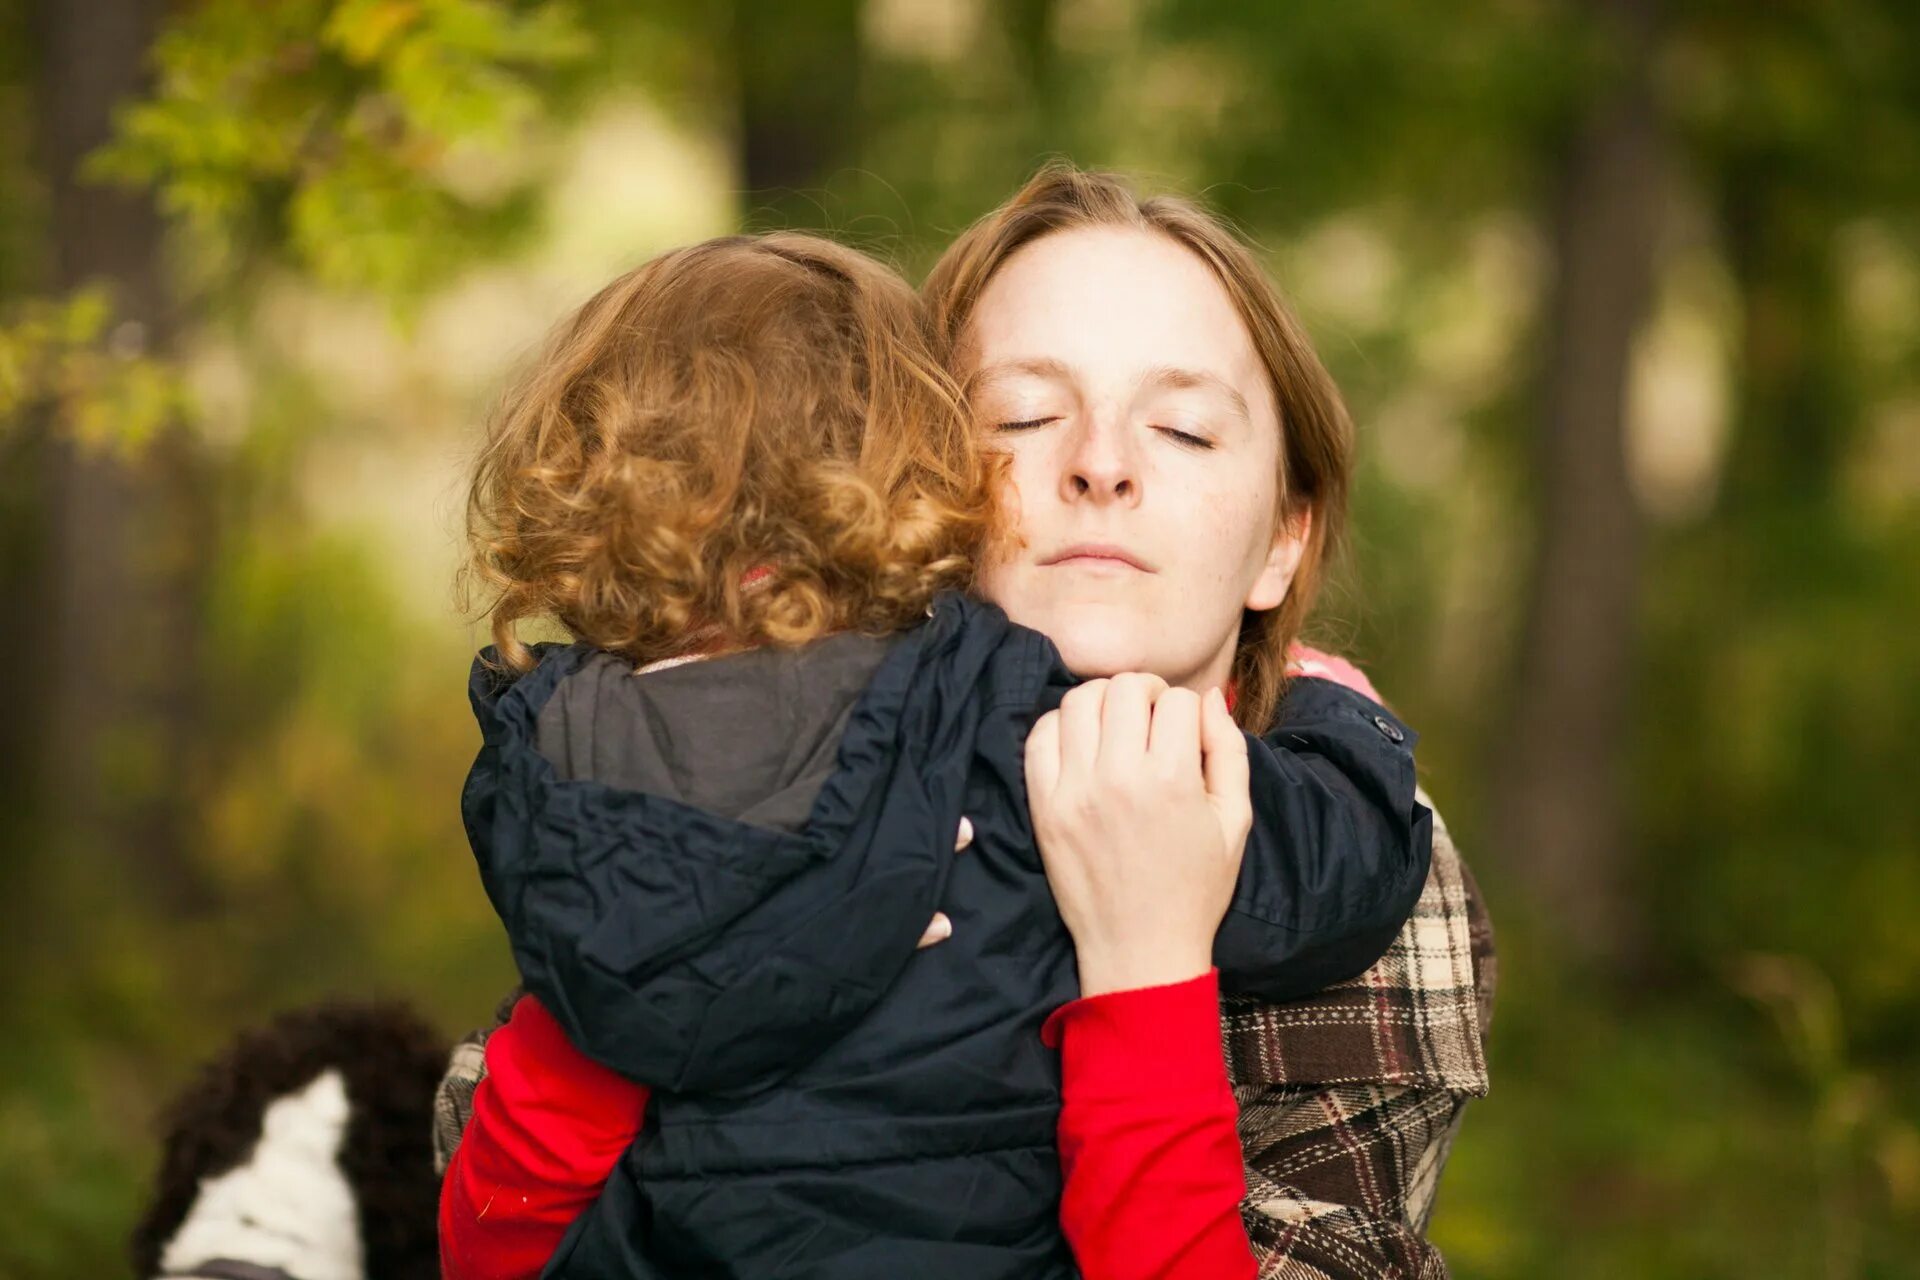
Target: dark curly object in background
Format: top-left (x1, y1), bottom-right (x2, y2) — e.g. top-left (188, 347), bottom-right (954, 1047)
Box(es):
top-left (131, 1001), bottom-right (448, 1280)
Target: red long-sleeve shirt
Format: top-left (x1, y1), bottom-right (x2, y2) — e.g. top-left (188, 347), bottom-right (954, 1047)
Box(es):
top-left (440, 971), bottom-right (1256, 1280)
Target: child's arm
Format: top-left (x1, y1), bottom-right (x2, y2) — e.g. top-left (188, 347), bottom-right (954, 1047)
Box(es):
top-left (439, 995), bottom-right (649, 1280)
top-left (444, 983), bottom-right (1259, 1280)
top-left (1211, 672), bottom-right (1432, 1001)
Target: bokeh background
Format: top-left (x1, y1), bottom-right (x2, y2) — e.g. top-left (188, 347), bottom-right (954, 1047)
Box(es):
top-left (3, 1), bottom-right (1917, 1275)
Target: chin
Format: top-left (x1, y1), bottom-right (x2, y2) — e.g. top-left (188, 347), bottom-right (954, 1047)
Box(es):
top-left (1041, 615), bottom-right (1161, 680)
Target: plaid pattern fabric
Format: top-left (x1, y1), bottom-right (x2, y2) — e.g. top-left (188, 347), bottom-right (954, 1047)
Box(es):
top-left (429, 794), bottom-right (1496, 1278)
top-left (432, 986), bottom-right (521, 1176)
top-left (1225, 790), bottom-right (1495, 1278)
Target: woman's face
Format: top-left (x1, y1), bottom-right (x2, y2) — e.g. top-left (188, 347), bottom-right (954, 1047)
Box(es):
top-left (964, 226), bottom-right (1305, 690)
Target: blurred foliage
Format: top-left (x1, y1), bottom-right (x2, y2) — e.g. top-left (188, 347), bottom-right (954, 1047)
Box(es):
top-left (0, 285), bottom-right (187, 453)
top-left (1, 1), bottom-right (1917, 1277)
top-left (87, 0), bottom-right (589, 301)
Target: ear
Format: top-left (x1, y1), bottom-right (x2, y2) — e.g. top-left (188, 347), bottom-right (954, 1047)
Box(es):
top-left (1244, 509), bottom-right (1311, 613)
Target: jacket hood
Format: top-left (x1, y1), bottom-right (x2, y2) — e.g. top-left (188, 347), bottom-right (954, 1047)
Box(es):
top-left (462, 594), bottom-right (1060, 1094)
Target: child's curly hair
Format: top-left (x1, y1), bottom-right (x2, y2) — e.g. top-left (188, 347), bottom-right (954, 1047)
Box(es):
top-left (464, 233), bottom-right (998, 673)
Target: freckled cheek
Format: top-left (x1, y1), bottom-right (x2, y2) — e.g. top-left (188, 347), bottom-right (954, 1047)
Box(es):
top-left (1180, 484), bottom-right (1275, 589)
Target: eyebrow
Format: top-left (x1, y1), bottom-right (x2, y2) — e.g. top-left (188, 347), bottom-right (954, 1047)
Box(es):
top-left (970, 356), bottom-right (1075, 390)
top-left (970, 357), bottom-right (1255, 426)
top-left (1139, 364), bottom-right (1252, 424)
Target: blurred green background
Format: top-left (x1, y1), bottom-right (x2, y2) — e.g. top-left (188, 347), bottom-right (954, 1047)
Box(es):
top-left (2, 1), bottom-right (1917, 1275)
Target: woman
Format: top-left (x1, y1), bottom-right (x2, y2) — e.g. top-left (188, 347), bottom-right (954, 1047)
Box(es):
top-left (440, 163), bottom-right (1493, 1278)
top-left (923, 161), bottom-right (1495, 1277)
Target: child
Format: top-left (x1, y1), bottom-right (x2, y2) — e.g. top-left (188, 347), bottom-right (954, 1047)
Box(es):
top-left (443, 232), bottom-right (1429, 1279)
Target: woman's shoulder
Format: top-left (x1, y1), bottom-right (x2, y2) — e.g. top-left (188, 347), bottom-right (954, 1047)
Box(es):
top-left (1285, 644), bottom-right (1384, 704)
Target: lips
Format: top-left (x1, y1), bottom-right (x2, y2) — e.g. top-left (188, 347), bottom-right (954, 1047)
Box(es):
top-left (1039, 543), bottom-right (1153, 571)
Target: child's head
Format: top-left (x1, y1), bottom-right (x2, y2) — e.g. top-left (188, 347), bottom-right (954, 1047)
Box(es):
top-left (465, 233), bottom-right (995, 672)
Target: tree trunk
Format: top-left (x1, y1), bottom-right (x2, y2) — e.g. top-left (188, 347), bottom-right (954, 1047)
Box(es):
top-left (23, 0), bottom-right (213, 914)
top-left (732, 0), bottom-right (866, 228)
top-left (1487, 0), bottom-right (1665, 967)
top-left (1718, 168), bottom-right (1849, 523)
top-left (998, 0), bottom-right (1064, 159)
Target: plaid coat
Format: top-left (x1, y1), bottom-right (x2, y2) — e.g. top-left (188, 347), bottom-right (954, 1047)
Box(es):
top-left (434, 788), bottom-right (1493, 1279)
top-left (1226, 789), bottom-right (1494, 1278)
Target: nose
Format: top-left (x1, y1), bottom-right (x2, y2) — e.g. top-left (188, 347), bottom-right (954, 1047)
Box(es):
top-left (1059, 413), bottom-right (1139, 506)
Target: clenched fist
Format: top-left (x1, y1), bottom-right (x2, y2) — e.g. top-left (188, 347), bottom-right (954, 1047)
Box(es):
top-left (1025, 673), bottom-right (1252, 997)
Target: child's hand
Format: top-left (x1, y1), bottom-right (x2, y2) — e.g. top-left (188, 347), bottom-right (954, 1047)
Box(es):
top-left (1024, 674), bottom-right (1251, 996)
top-left (915, 816), bottom-right (974, 949)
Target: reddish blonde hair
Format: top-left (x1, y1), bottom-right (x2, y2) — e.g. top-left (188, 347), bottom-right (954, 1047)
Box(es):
top-left (464, 233), bottom-right (996, 673)
top-left (922, 162), bottom-right (1355, 731)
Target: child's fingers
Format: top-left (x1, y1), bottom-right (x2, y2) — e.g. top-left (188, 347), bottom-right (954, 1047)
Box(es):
top-left (915, 912), bottom-right (953, 949)
top-left (918, 820), bottom-right (973, 951)
top-left (1199, 686), bottom-right (1250, 808)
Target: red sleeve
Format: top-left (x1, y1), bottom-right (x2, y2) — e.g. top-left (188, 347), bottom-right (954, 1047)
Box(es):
top-left (1043, 969), bottom-right (1258, 1280)
top-left (439, 995), bottom-right (651, 1280)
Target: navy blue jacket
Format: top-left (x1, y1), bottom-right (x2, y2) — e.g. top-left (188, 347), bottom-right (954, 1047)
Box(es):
top-left (464, 594), bottom-right (1430, 1279)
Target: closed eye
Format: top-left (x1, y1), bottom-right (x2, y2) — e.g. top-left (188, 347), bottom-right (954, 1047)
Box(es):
top-left (1156, 426), bottom-right (1215, 450)
top-left (995, 416), bottom-right (1059, 432)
